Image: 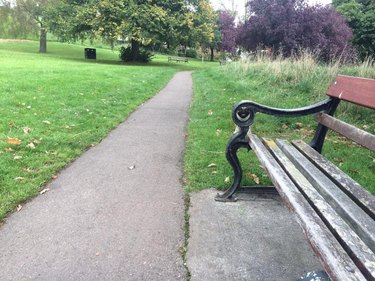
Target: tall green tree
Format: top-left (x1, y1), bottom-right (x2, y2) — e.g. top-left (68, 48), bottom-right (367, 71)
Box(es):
top-left (47, 0), bottom-right (219, 61)
top-left (192, 0), bottom-right (217, 61)
top-left (0, 1), bottom-right (12, 38)
top-left (0, 1), bottom-right (38, 39)
top-left (16, 0), bottom-right (55, 52)
top-left (332, 0), bottom-right (375, 58)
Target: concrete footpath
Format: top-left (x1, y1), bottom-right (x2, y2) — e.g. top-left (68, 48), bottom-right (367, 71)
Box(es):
top-left (0, 72), bottom-right (192, 281)
top-left (0, 71), bottom-right (322, 281)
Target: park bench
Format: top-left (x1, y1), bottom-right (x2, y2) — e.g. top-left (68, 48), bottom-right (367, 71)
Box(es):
top-left (216, 75), bottom-right (375, 281)
top-left (168, 56), bottom-right (188, 63)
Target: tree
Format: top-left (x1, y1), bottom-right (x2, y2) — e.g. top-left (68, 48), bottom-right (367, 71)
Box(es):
top-left (218, 10), bottom-right (237, 56)
top-left (209, 21), bottom-right (221, 61)
top-left (191, 0), bottom-right (217, 61)
top-left (237, 0), bottom-right (355, 61)
top-left (0, 1), bottom-right (12, 38)
top-left (48, 0), bottom-right (199, 61)
top-left (16, 0), bottom-right (54, 52)
top-left (0, 1), bottom-right (38, 39)
top-left (332, 0), bottom-right (375, 59)
top-left (120, 1), bottom-right (172, 61)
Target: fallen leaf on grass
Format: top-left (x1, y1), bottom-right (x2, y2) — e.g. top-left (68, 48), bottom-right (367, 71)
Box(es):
top-left (207, 163), bottom-right (217, 168)
top-left (26, 142), bottom-right (35, 149)
top-left (24, 168), bottom-right (35, 173)
top-left (42, 120), bottom-right (51, 125)
top-left (40, 188), bottom-right (50, 195)
top-left (7, 138), bottom-right (22, 145)
top-left (15, 177), bottom-right (24, 181)
top-left (16, 205), bottom-right (22, 212)
top-left (282, 124), bottom-right (289, 129)
top-left (5, 147), bottom-right (15, 152)
top-left (211, 171), bottom-right (217, 174)
top-left (295, 122), bottom-right (303, 128)
top-left (224, 176), bottom-right (230, 183)
top-left (246, 173), bottom-right (260, 184)
top-left (23, 127), bottom-right (32, 134)
top-left (207, 110), bottom-right (213, 116)
top-left (14, 155), bottom-right (22, 160)
top-left (302, 129), bottom-right (314, 135)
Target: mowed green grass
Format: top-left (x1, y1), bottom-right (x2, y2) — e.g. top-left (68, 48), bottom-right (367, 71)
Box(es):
top-left (186, 57), bottom-right (375, 195)
top-left (0, 40), bottom-right (214, 220)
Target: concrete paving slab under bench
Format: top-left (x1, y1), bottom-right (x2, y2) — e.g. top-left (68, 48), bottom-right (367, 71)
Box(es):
top-left (187, 189), bottom-right (322, 281)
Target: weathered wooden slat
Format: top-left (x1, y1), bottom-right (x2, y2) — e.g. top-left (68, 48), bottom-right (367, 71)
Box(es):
top-left (292, 140), bottom-right (375, 220)
top-left (327, 75), bottom-right (375, 109)
top-left (276, 139), bottom-right (375, 253)
top-left (314, 113), bottom-right (375, 152)
top-left (248, 134), bottom-right (366, 281)
top-left (264, 138), bottom-right (375, 279)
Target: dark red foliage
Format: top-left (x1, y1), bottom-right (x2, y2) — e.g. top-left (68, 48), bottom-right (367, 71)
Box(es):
top-left (237, 0), bottom-right (357, 61)
top-left (218, 10), bottom-right (237, 55)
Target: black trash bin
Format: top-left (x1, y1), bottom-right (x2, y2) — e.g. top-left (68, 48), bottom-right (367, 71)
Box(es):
top-left (84, 48), bottom-right (96, 59)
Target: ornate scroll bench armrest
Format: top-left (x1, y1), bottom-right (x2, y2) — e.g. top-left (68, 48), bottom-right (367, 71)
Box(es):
top-left (216, 98), bottom-right (337, 202)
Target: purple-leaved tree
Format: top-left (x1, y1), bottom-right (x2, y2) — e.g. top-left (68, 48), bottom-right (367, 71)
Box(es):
top-left (237, 0), bottom-right (356, 61)
top-left (218, 10), bottom-right (237, 56)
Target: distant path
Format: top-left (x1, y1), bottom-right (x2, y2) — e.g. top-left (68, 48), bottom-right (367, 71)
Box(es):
top-left (0, 39), bottom-right (32, 43)
top-left (0, 71), bottom-right (192, 281)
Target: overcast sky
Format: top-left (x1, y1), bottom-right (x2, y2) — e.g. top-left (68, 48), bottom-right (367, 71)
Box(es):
top-left (210, 0), bottom-right (332, 19)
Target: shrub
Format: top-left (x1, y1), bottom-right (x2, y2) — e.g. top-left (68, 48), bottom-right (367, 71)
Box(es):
top-left (177, 49), bottom-right (185, 57)
top-left (185, 49), bottom-right (197, 58)
top-left (119, 46), bottom-right (132, 62)
top-left (119, 46), bottom-right (153, 63)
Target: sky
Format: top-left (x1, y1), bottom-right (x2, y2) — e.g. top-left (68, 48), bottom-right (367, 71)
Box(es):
top-left (210, 0), bottom-right (333, 19)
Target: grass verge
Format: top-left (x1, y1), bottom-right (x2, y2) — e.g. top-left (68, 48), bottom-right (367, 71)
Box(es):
top-left (185, 54), bottom-right (375, 195)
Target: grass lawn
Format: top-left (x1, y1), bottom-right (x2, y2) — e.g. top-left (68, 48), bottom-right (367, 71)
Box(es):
top-left (2, 40), bottom-right (374, 221)
top-left (185, 56), bottom-right (375, 195)
top-left (0, 40), bottom-right (215, 220)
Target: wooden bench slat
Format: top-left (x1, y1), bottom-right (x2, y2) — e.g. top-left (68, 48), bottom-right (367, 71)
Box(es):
top-left (249, 134), bottom-right (367, 281)
top-left (276, 139), bottom-right (375, 252)
top-left (264, 138), bottom-right (375, 279)
top-left (327, 75), bottom-right (375, 109)
top-left (314, 113), bottom-right (375, 152)
top-left (292, 140), bottom-right (375, 220)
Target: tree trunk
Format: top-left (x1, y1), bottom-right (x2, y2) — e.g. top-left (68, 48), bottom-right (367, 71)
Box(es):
top-left (210, 47), bottom-right (214, 61)
top-left (131, 39), bottom-right (140, 61)
top-left (39, 27), bottom-right (47, 53)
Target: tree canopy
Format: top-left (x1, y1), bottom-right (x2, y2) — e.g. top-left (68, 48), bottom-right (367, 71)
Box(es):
top-left (237, 0), bottom-right (355, 61)
top-left (332, 0), bottom-right (375, 59)
top-left (218, 10), bottom-right (236, 56)
top-left (0, 0), bottom-right (39, 40)
top-left (16, 0), bottom-right (57, 52)
top-left (46, 0), bottom-right (217, 61)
